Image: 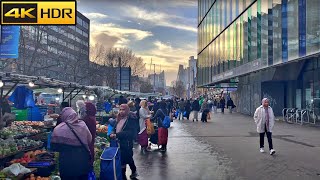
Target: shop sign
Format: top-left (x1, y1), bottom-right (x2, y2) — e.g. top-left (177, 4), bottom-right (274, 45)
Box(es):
top-left (0, 25), bottom-right (20, 59)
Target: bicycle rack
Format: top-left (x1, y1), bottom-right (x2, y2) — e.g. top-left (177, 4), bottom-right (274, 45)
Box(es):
top-left (282, 108), bottom-right (289, 122)
top-left (295, 109), bottom-right (302, 124)
top-left (300, 109), bottom-right (310, 125)
top-left (286, 108), bottom-right (296, 123)
top-left (309, 110), bottom-right (317, 125)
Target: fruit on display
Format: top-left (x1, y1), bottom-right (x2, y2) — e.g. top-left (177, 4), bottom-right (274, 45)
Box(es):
top-left (96, 124), bottom-right (108, 133)
top-left (9, 150), bottom-right (46, 164)
top-left (12, 121), bottom-right (44, 127)
top-left (0, 125), bottom-right (41, 139)
top-left (26, 174), bottom-right (50, 180)
top-left (0, 138), bottom-right (43, 158)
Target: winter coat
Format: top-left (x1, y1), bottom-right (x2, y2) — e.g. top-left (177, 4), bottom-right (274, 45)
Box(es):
top-left (220, 99), bottom-right (226, 108)
top-left (138, 108), bottom-right (150, 134)
top-left (192, 100), bottom-right (201, 111)
top-left (254, 105), bottom-right (275, 133)
top-left (178, 101), bottom-right (185, 111)
top-left (113, 114), bottom-right (136, 165)
top-left (185, 102), bottom-right (192, 112)
top-left (151, 108), bottom-right (168, 128)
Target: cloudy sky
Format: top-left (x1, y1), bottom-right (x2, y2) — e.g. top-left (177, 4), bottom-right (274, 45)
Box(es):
top-left (77, 0), bottom-right (197, 84)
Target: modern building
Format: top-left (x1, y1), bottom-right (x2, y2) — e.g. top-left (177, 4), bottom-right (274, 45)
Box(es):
top-left (148, 71), bottom-right (166, 93)
top-left (198, 0), bottom-right (320, 116)
top-left (0, 12), bottom-right (90, 84)
top-left (187, 56), bottom-right (198, 98)
top-left (177, 64), bottom-right (188, 87)
top-left (116, 67), bottom-right (131, 91)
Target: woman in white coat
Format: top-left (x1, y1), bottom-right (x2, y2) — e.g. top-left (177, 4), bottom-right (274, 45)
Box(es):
top-left (254, 98), bottom-right (276, 155)
top-left (138, 100), bottom-right (151, 154)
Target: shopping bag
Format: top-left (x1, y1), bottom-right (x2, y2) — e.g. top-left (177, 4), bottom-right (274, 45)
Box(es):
top-left (138, 130), bottom-right (148, 147)
top-left (162, 115), bottom-right (171, 129)
top-left (107, 124), bottom-right (114, 136)
top-left (175, 110), bottom-right (180, 118)
top-left (146, 118), bottom-right (155, 135)
top-left (100, 147), bottom-right (122, 180)
top-left (88, 170), bottom-right (96, 180)
top-left (183, 111), bottom-right (187, 117)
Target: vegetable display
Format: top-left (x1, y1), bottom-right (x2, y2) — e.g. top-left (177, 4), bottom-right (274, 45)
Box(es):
top-left (0, 125), bottom-right (42, 139)
top-left (0, 138), bottom-right (43, 158)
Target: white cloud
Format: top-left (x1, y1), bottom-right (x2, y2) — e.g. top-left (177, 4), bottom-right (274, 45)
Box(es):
top-left (83, 13), bottom-right (108, 19)
top-left (90, 23), bottom-right (153, 47)
top-left (137, 40), bottom-right (197, 84)
top-left (124, 6), bottom-right (197, 33)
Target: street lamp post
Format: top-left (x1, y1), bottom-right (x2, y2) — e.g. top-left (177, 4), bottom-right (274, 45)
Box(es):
top-left (119, 57), bottom-right (121, 91)
top-left (153, 64), bottom-right (156, 93)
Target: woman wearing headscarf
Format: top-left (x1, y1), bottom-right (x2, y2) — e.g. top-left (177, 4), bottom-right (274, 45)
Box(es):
top-left (83, 102), bottom-right (97, 165)
top-left (254, 98), bottom-right (276, 155)
top-left (110, 104), bottom-right (138, 180)
top-left (51, 107), bottom-right (92, 180)
top-left (151, 100), bottom-right (169, 152)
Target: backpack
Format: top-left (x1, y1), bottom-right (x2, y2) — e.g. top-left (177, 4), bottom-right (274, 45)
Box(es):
top-left (100, 147), bottom-right (122, 180)
top-left (162, 114), bottom-right (171, 129)
top-left (159, 109), bottom-right (170, 129)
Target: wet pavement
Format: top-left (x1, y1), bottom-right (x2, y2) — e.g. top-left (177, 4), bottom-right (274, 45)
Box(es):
top-left (126, 112), bottom-right (320, 180)
top-left (126, 119), bottom-right (239, 180)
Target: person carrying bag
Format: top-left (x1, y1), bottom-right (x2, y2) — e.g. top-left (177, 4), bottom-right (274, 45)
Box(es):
top-left (51, 107), bottom-right (93, 180)
top-left (65, 122), bottom-right (96, 180)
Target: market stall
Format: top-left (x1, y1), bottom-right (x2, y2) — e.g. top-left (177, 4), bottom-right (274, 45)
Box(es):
top-left (0, 72), bottom-right (92, 180)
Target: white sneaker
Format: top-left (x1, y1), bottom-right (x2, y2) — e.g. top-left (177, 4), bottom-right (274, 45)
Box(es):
top-left (260, 148), bottom-right (265, 153)
top-left (270, 149), bottom-right (276, 155)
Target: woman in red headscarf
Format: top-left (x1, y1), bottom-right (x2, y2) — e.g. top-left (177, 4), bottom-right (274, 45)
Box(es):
top-left (83, 102), bottom-right (97, 165)
top-left (110, 104), bottom-right (138, 180)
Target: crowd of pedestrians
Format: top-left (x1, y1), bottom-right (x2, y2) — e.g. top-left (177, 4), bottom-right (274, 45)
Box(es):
top-left (48, 94), bottom-right (276, 180)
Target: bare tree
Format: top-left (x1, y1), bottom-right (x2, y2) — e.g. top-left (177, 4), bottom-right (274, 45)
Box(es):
top-left (170, 80), bottom-right (186, 98)
top-left (90, 45), bottom-right (146, 76)
top-left (140, 81), bottom-right (153, 93)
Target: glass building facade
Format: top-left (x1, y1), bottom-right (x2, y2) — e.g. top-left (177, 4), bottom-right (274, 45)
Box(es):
top-left (198, 0), bottom-right (320, 87)
top-left (198, 0), bottom-right (320, 116)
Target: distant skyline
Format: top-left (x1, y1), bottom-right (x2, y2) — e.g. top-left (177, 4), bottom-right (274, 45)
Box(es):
top-left (77, 0), bottom-right (197, 84)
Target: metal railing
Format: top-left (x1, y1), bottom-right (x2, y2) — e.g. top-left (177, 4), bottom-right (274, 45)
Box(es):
top-left (282, 108), bottom-right (317, 125)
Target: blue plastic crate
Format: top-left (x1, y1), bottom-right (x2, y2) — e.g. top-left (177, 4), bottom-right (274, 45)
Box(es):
top-left (27, 106), bottom-right (48, 121)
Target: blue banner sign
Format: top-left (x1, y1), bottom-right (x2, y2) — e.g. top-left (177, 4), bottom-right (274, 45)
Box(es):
top-left (0, 26), bottom-right (20, 59)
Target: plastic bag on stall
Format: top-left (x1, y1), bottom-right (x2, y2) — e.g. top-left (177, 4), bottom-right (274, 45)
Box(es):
top-left (1, 163), bottom-right (31, 176)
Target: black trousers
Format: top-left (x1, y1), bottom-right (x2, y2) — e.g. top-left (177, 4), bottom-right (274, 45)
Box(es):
top-left (259, 125), bottom-right (273, 150)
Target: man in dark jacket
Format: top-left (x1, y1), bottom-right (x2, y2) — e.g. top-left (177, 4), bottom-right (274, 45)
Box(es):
top-left (178, 99), bottom-right (185, 120)
top-left (227, 98), bottom-right (235, 113)
top-left (220, 97), bottom-right (226, 114)
top-left (191, 99), bottom-right (201, 122)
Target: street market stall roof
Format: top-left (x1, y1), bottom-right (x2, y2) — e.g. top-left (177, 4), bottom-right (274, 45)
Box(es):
top-left (0, 72), bottom-right (162, 101)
